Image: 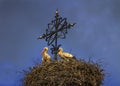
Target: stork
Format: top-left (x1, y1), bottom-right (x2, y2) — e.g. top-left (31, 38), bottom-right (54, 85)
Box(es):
top-left (41, 47), bottom-right (51, 63)
top-left (57, 47), bottom-right (76, 60)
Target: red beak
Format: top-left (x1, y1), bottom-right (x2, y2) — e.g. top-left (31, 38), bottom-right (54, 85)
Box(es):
top-left (41, 50), bottom-right (43, 54)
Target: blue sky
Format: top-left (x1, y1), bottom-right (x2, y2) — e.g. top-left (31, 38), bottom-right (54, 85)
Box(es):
top-left (0, 0), bottom-right (120, 86)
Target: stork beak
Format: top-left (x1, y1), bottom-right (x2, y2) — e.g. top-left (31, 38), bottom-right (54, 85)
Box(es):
top-left (58, 49), bottom-right (60, 52)
top-left (41, 50), bottom-right (43, 54)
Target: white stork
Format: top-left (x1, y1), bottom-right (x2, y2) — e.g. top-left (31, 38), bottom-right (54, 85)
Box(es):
top-left (41, 47), bottom-right (51, 63)
top-left (57, 47), bottom-right (76, 60)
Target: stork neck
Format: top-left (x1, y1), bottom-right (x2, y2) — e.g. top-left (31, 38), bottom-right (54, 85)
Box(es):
top-left (58, 50), bottom-right (62, 55)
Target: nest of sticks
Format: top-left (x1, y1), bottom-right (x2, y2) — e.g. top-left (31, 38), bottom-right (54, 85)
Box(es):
top-left (23, 58), bottom-right (104, 86)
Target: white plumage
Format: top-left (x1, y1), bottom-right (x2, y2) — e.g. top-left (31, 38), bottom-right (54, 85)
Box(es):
top-left (41, 47), bottom-right (51, 63)
top-left (57, 48), bottom-right (76, 59)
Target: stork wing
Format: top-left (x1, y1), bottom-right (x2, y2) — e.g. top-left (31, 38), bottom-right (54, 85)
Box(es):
top-left (62, 52), bottom-right (73, 58)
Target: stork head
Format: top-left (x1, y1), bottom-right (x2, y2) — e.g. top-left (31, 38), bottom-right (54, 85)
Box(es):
top-left (58, 47), bottom-right (63, 52)
top-left (41, 47), bottom-right (48, 53)
top-left (44, 47), bottom-right (48, 51)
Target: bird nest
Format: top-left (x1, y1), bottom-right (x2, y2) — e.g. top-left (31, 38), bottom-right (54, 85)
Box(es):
top-left (23, 58), bottom-right (104, 86)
